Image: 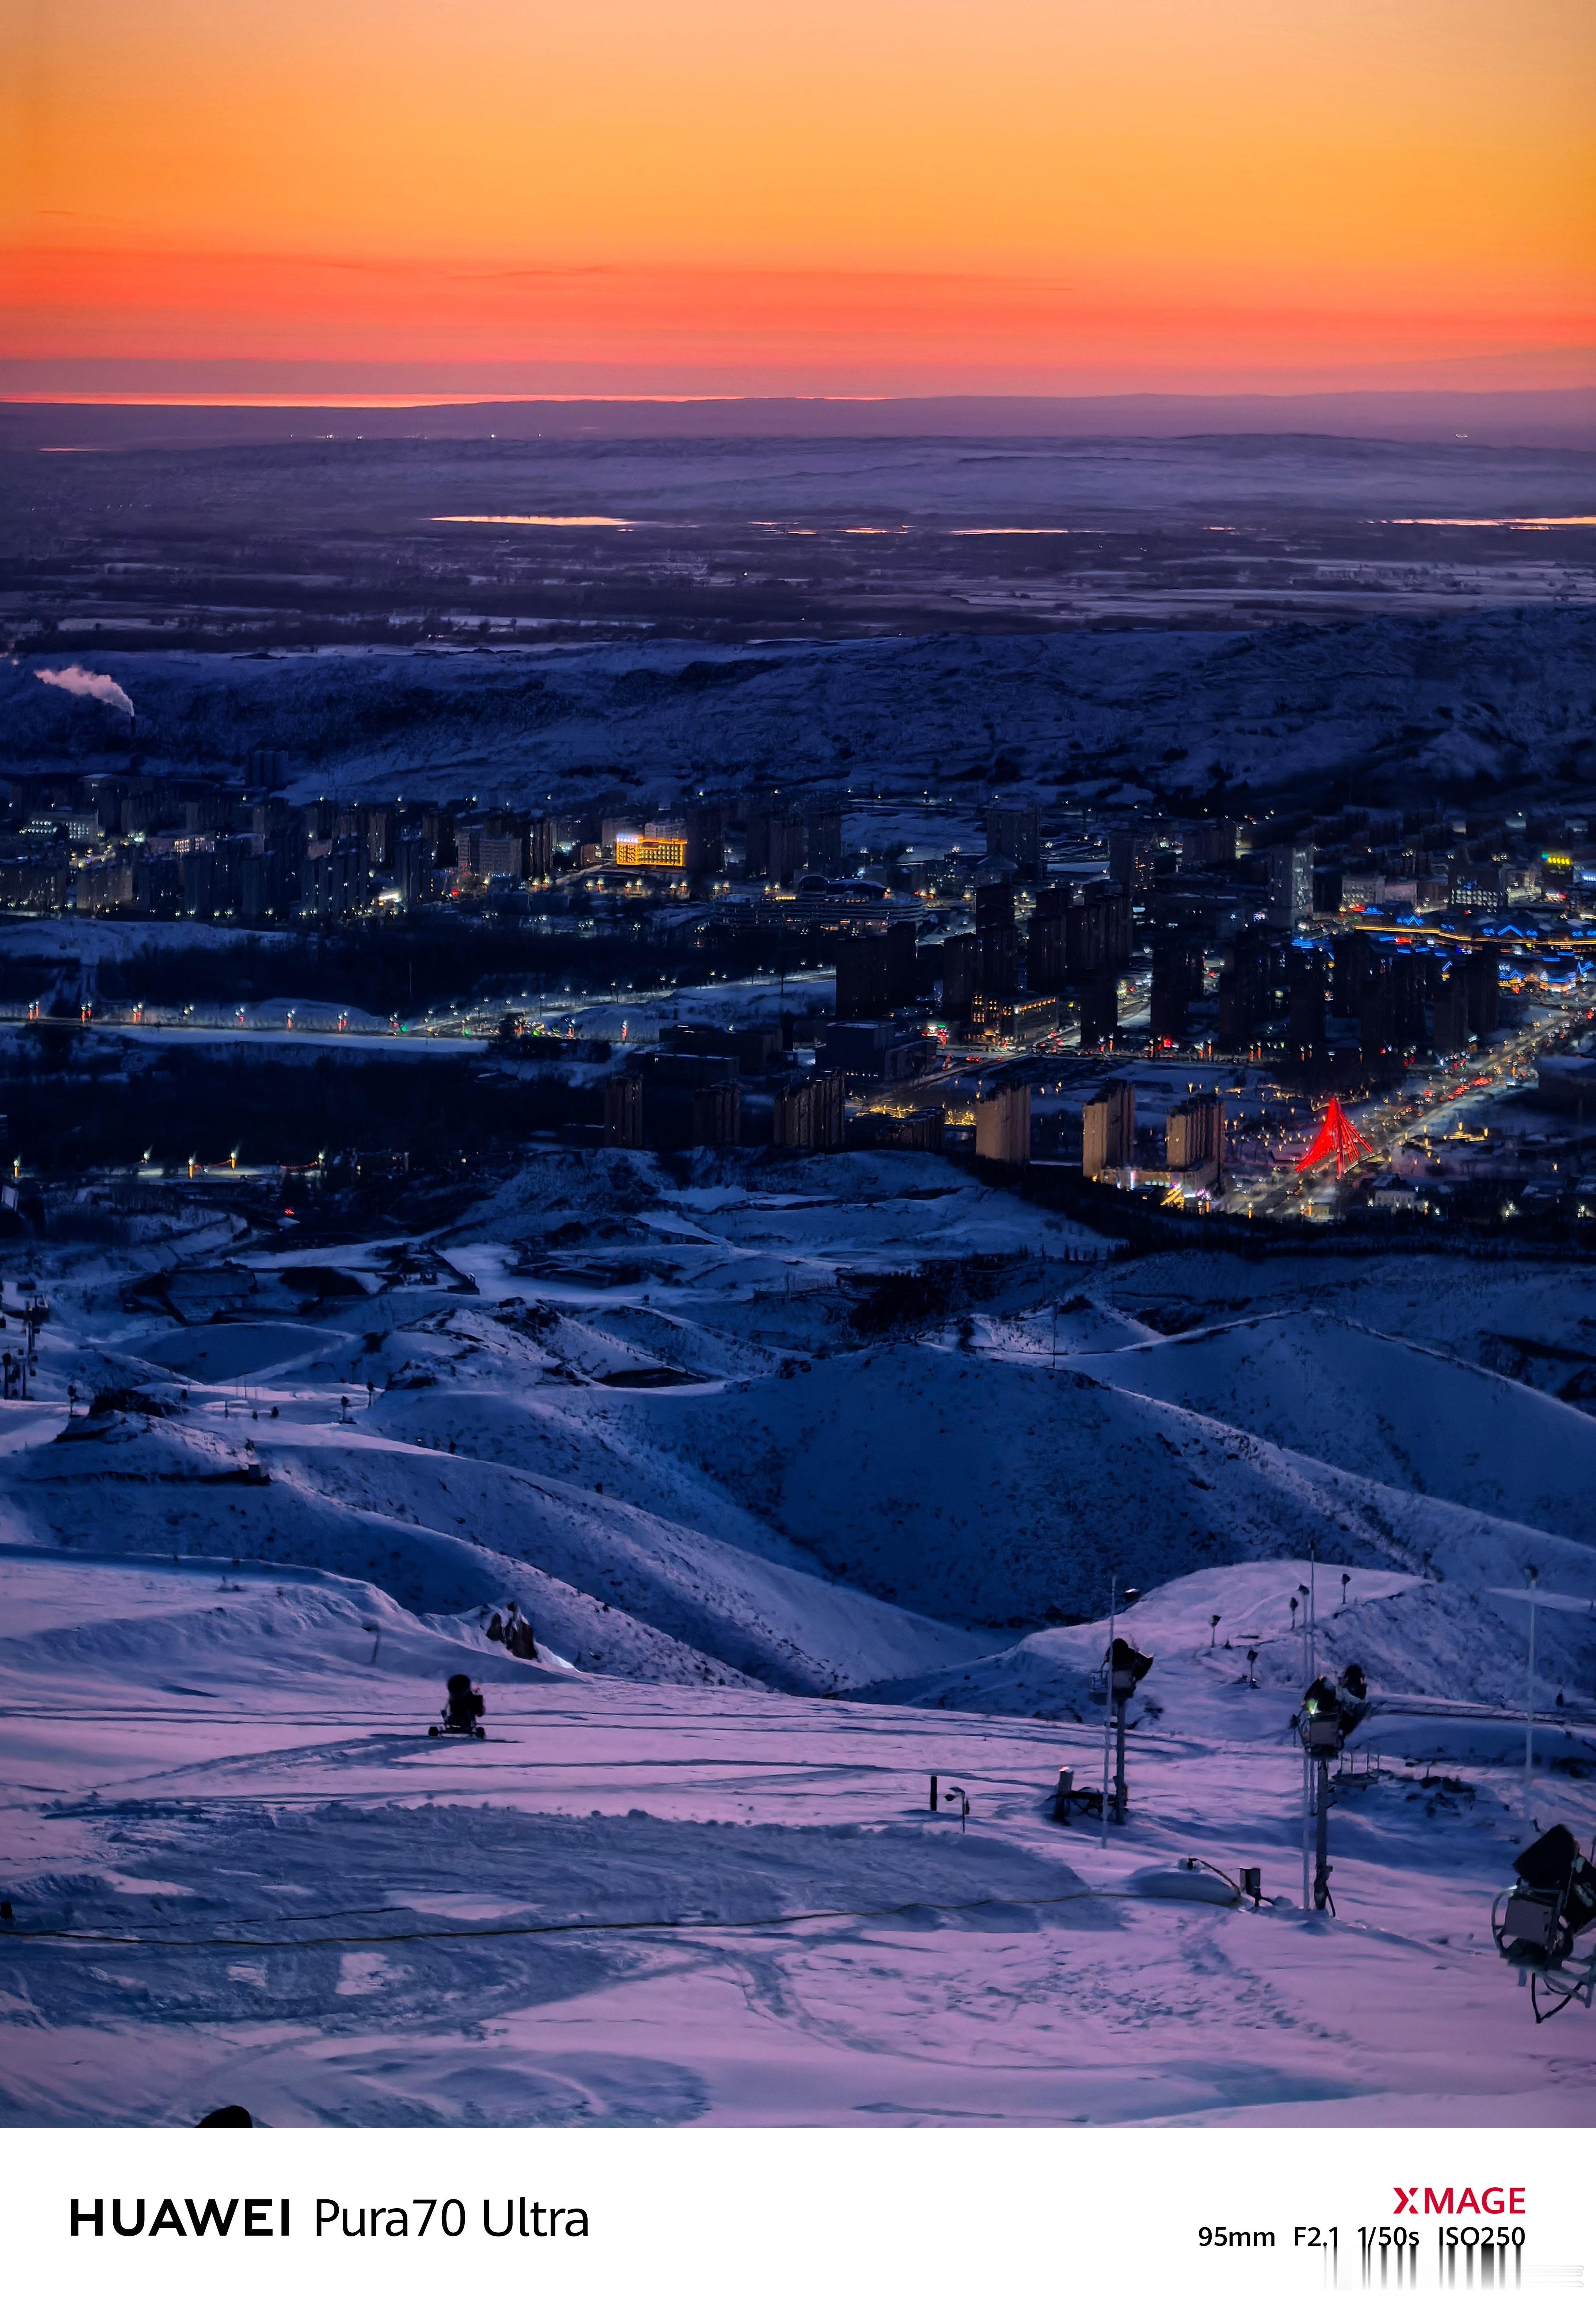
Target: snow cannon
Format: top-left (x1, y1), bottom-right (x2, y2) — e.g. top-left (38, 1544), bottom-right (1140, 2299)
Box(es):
top-left (1297, 1674), bottom-right (1368, 1916)
top-left (1107, 1637), bottom-right (1154, 1700)
top-left (1298, 1676), bottom-right (1346, 1757)
top-left (1493, 1825), bottom-right (1596, 2017)
top-left (1333, 1664), bottom-right (1371, 1734)
top-left (1097, 1639), bottom-right (1154, 1828)
top-left (430, 1673), bottom-right (486, 1740)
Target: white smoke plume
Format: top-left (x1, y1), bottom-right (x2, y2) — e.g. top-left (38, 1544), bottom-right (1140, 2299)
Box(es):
top-left (34, 665), bottom-right (136, 717)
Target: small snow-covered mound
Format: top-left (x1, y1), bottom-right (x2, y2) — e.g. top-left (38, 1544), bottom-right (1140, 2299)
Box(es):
top-left (462, 1147), bottom-right (673, 1235)
top-left (372, 1300), bottom-right (702, 1393)
top-left (862, 1558), bottom-right (1596, 1728)
top-left (1126, 1865), bottom-right (1237, 1904)
top-left (555, 1302), bottom-right (784, 1382)
top-left (974, 1298), bottom-right (1158, 1359)
top-left (0, 1558), bottom-right (563, 1694)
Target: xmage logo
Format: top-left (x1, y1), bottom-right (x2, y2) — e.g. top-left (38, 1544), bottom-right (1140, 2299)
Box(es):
top-left (1392, 2188), bottom-right (1525, 2218)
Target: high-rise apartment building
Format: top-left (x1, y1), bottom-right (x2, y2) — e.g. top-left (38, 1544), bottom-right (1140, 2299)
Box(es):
top-left (1268, 842), bottom-right (1315, 928)
top-left (984, 805), bottom-right (1040, 877)
top-left (1082, 1082), bottom-right (1135, 1178)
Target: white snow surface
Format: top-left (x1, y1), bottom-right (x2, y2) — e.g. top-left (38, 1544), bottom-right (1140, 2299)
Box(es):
top-left (1072, 1311), bottom-right (1596, 1543)
top-left (5, 1144), bottom-right (1596, 2126)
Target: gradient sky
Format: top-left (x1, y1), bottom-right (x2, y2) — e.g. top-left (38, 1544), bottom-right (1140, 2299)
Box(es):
top-left (4, 0), bottom-right (1594, 398)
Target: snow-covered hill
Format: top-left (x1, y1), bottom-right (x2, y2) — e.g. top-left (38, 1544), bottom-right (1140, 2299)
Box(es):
top-left (6, 1145), bottom-right (1596, 2126)
top-left (7, 603), bottom-right (1595, 804)
top-left (1075, 1312), bottom-right (1596, 1544)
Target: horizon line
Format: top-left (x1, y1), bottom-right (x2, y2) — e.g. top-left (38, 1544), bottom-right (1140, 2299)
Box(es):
top-left (6, 384), bottom-right (1596, 413)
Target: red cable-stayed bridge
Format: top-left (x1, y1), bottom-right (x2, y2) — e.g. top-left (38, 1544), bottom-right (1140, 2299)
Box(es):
top-left (1295, 1096), bottom-right (1375, 1177)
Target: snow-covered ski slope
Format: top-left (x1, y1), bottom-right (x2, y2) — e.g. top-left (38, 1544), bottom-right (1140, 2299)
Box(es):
top-left (7, 1550), bottom-right (1596, 2129)
top-left (1073, 1311), bottom-right (1596, 1542)
top-left (4, 1146), bottom-right (1596, 2125)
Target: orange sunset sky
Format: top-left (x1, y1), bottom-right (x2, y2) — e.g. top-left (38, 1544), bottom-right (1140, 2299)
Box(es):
top-left (3, 0), bottom-right (1594, 400)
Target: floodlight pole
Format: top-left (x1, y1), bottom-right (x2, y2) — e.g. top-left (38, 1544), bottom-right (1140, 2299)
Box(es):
top-left (1314, 1755), bottom-right (1331, 1911)
top-left (1301, 1746), bottom-right (1312, 1911)
top-left (1100, 1575), bottom-right (1117, 1849)
top-left (1524, 1567), bottom-right (1539, 1826)
top-left (1308, 1546), bottom-right (1317, 1686)
top-left (1113, 1685), bottom-right (1129, 1826)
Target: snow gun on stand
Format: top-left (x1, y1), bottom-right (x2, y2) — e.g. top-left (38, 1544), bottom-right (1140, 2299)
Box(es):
top-left (1295, 1667), bottom-right (1368, 1915)
top-left (1093, 1637), bottom-right (1154, 1827)
top-left (429, 1674), bottom-right (486, 1740)
top-left (1056, 1637), bottom-right (1155, 1828)
top-left (1494, 1824), bottom-right (1596, 2021)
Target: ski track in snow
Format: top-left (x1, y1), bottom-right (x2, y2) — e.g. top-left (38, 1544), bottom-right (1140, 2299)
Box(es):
top-left (4, 1146), bottom-right (1596, 2126)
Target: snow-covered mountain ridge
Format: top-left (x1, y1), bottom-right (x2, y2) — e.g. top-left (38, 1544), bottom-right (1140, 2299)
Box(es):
top-left (8, 604), bottom-right (1595, 804)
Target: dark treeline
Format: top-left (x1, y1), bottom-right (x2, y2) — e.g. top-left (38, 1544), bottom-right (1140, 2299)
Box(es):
top-left (3, 1039), bottom-right (599, 1171)
top-left (843, 1253), bottom-right (1030, 1335)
